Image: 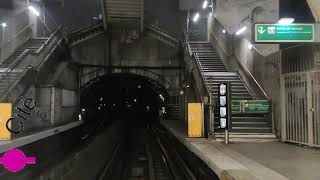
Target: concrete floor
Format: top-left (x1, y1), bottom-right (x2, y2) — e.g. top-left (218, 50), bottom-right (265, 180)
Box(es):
top-left (161, 120), bottom-right (320, 180)
top-left (227, 142), bottom-right (320, 180)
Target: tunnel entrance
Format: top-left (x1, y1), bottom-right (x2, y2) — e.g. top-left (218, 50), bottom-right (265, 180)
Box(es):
top-left (79, 73), bottom-right (217, 180)
top-left (81, 73), bottom-right (169, 124)
top-left (80, 73), bottom-right (175, 179)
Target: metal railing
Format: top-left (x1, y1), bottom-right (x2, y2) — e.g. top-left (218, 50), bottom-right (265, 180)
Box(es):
top-left (0, 26), bottom-right (67, 101)
top-left (0, 9), bottom-right (33, 63)
top-left (282, 70), bottom-right (320, 147)
top-left (145, 24), bottom-right (180, 45)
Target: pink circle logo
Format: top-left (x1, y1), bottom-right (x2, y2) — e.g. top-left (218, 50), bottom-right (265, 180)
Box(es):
top-left (0, 149), bottom-right (36, 172)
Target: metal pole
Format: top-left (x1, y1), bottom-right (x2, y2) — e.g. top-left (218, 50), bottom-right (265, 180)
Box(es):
top-left (225, 82), bottom-right (231, 144)
top-left (1, 27), bottom-right (4, 63)
top-left (43, 6), bottom-right (46, 37)
top-left (225, 129), bottom-right (229, 144)
top-left (279, 50), bottom-right (286, 142)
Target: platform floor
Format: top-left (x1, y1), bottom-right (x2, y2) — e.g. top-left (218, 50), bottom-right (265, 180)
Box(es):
top-left (161, 120), bottom-right (320, 180)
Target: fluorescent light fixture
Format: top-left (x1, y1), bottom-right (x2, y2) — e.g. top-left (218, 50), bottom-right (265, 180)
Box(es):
top-left (222, 29), bottom-right (226, 34)
top-left (248, 43), bottom-right (253, 50)
top-left (193, 12), bottom-right (200, 22)
top-left (203, 0), bottom-right (208, 9)
top-left (235, 26), bottom-right (247, 35)
top-left (1, 23), bottom-right (7, 28)
top-left (278, 18), bottom-right (294, 25)
top-left (28, 6), bottom-right (40, 16)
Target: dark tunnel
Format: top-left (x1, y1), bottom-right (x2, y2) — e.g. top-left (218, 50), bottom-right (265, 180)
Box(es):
top-left (80, 73), bottom-right (169, 138)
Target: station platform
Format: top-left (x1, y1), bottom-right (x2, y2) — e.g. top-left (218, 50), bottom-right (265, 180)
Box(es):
top-left (161, 120), bottom-right (320, 180)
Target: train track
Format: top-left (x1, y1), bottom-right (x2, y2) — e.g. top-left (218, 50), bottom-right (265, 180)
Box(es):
top-left (99, 121), bottom-right (217, 180)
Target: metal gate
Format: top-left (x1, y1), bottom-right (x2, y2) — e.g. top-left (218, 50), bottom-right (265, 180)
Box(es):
top-left (282, 71), bottom-right (320, 146)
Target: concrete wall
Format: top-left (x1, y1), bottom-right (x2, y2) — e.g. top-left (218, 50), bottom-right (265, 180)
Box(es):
top-left (215, 0), bottom-right (279, 55)
top-left (0, 1), bottom-right (37, 61)
top-left (72, 31), bottom-right (185, 95)
top-left (71, 34), bottom-right (107, 66)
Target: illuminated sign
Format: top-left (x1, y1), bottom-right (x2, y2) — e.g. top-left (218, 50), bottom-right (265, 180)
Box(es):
top-left (255, 23), bottom-right (319, 43)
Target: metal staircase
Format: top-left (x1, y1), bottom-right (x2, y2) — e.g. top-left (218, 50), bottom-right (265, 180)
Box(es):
top-left (0, 39), bottom-right (47, 68)
top-left (166, 95), bottom-right (180, 120)
top-left (0, 27), bottom-right (67, 102)
top-left (69, 22), bottom-right (105, 46)
top-left (189, 41), bottom-right (273, 135)
top-left (0, 70), bottom-right (24, 95)
top-left (144, 24), bottom-right (179, 48)
top-left (102, 0), bottom-right (144, 30)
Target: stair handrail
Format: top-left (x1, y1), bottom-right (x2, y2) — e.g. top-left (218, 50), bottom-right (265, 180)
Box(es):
top-left (193, 52), bottom-right (211, 94)
top-left (182, 31), bottom-right (210, 97)
top-left (0, 9), bottom-right (33, 62)
top-left (209, 24), bottom-right (271, 101)
top-left (0, 66), bottom-right (34, 102)
top-left (145, 24), bottom-right (179, 44)
top-left (0, 49), bottom-right (30, 82)
top-left (36, 26), bottom-right (63, 54)
top-left (0, 26), bottom-right (67, 101)
top-left (71, 21), bottom-right (104, 35)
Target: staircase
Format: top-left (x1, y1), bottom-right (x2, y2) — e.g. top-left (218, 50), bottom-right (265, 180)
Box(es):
top-left (189, 41), bottom-right (273, 136)
top-left (69, 22), bottom-right (104, 46)
top-left (0, 27), bottom-right (66, 102)
top-left (166, 95), bottom-right (180, 120)
top-left (102, 0), bottom-right (144, 30)
top-left (0, 38), bottom-right (47, 68)
top-left (0, 70), bottom-right (24, 95)
top-left (144, 24), bottom-right (179, 48)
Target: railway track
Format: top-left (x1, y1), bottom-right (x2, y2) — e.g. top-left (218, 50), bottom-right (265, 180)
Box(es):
top-left (99, 121), bottom-right (217, 180)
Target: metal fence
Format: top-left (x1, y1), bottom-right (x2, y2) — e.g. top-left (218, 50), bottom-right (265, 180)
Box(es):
top-left (282, 71), bottom-right (320, 146)
top-left (282, 44), bottom-right (320, 74)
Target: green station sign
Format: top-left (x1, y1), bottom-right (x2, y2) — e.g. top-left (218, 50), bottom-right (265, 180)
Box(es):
top-left (255, 24), bottom-right (316, 43)
top-left (232, 100), bottom-right (269, 113)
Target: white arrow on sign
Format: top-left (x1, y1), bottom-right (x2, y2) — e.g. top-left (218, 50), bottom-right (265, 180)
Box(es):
top-left (257, 27), bottom-right (265, 34)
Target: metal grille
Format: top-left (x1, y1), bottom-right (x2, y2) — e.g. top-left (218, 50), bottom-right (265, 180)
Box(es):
top-left (285, 74), bottom-right (308, 143)
top-left (166, 95), bottom-right (180, 119)
top-left (311, 72), bottom-right (320, 145)
top-left (284, 71), bottom-right (320, 146)
top-left (282, 44), bottom-right (320, 74)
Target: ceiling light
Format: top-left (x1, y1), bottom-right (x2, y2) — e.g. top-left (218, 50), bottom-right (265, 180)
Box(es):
top-left (278, 18), bottom-right (294, 25)
top-left (193, 12), bottom-right (200, 22)
top-left (203, 0), bottom-right (208, 9)
top-left (235, 26), bottom-right (247, 35)
top-left (28, 6), bottom-right (40, 16)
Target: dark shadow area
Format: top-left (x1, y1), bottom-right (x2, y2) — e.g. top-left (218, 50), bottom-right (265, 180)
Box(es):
top-left (80, 73), bottom-right (169, 138)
